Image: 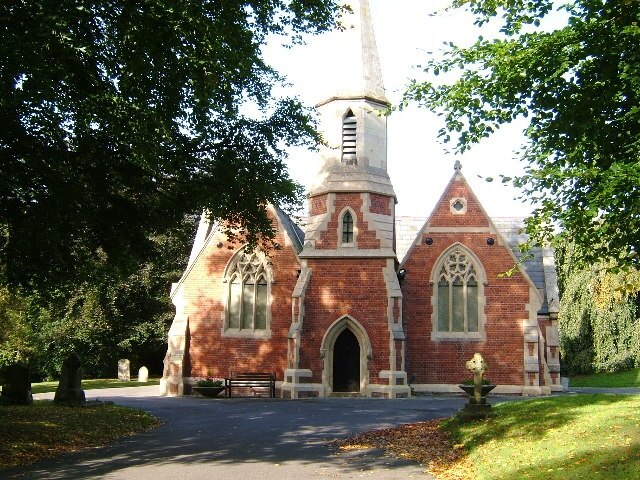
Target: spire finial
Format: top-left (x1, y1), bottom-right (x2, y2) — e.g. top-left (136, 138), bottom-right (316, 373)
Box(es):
top-left (454, 160), bottom-right (462, 173)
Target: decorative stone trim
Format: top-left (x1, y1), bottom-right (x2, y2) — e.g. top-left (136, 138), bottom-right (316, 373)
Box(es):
top-left (365, 382), bottom-right (411, 398)
top-left (299, 248), bottom-right (397, 258)
top-left (336, 206), bottom-right (358, 247)
top-left (377, 371), bottom-right (411, 398)
top-left (430, 243), bottom-right (488, 341)
top-left (160, 308), bottom-right (189, 397)
top-left (280, 368), bottom-right (324, 399)
top-left (320, 316), bottom-right (373, 396)
top-left (450, 197), bottom-right (467, 214)
top-left (288, 265), bottom-right (311, 371)
top-left (220, 247), bottom-right (273, 338)
top-left (361, 193), bottom-right (395, 249)
top-left (522, 287), bottom-right (550, 396)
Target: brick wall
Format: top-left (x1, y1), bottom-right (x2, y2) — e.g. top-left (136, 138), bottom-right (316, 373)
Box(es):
top-left (315, 193), bottom-right (381, 250)
top-left (309, 194), bottom-right (328, 216)
top-left (298, 258), bottom-right (391, 383)
top-left (403, 232), bottom-right (528, 386)
top-left (370, 193), bottom-right (391, 215)
top-left (402, 177), bottom-right (528, 386)
top-left (429, 181), bottom-right (490, 228)
top-left (181, 214), bottom-right (300, 382)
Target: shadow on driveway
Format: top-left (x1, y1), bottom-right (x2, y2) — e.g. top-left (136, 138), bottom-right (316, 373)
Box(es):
top-left (5, 388), bottom-right (479, 479)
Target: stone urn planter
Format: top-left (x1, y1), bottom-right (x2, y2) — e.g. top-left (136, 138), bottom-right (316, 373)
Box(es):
top-left (458, 384), bottom-right (496, 401)
top-left (459, 353), bottom-right (495, 419)
top-left (193, 386), bottom-right (226, 397)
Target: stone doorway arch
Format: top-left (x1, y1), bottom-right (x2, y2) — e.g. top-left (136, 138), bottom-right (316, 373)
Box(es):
top-left (321, 316), bottom-right (372, 395)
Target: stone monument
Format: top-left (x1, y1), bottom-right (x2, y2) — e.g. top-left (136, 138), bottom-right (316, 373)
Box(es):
top-left (459, 352), bottom-right (496, 419)
top-left (138, 366), bottom-right (149, 383)
top-left (54, 352), bottom-right (86, 406)
top-left (0, 362), bottom-right (33, 405)
top-left (118, 358), bottom-right (130, 381)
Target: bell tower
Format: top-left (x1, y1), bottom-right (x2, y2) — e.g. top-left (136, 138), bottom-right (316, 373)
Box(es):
top-left (309, 0), bottom-right (394, 198)
top-left (282, 0), bottom-right (409, 399)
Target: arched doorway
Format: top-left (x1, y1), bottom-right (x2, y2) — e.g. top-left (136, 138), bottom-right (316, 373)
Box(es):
top-left (332, 329), bottom-right (360, 392)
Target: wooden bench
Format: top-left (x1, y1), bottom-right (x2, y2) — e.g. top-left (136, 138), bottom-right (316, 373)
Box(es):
top-left (225, 372), bottom-right (276, 398)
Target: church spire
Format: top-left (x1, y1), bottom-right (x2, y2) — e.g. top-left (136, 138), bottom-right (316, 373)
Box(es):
top-left (309, 0), bottom-right (393, 197)
top-left (317, 0), bottom-right (388, 106)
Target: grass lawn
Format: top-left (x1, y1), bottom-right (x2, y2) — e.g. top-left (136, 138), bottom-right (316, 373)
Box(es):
top-left (0, 400), bottom-right (159, 470)
top-left (31, 378), bottom-right (160, 394)
top-left (569, 368), bottom-right (640, 388)
top-left (443, 394), bottom-right (640, 479)
top-left (335, 394), bottom-right (640, 480)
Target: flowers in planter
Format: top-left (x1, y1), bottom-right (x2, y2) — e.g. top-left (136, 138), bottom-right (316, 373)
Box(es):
top-left (195, 378), bottom-right (223, 387)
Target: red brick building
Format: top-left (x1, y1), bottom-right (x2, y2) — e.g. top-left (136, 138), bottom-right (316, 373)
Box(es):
top-left (160, 0), bottom-right (561, 398)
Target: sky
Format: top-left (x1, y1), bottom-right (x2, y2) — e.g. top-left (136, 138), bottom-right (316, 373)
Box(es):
top-left (264, 0), bottom-right (536, 219)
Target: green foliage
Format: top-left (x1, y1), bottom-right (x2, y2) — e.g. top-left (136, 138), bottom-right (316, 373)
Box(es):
top-left (557, 240), bottom-right (640, 375)
top-left (460, 378), bottom-right (492, 385)
top-left (1, 0), bottom-right (341, 379)
top-left (0, 0), bottom-right (341, 292)
top-left (0, 216), bottom-right (195, 380)
top-left (402, 0), bottom-right (640, 271)
top-left (0, 286), bottom-right (35, 368)
top-left (195, 378), bottom-right (223, 387)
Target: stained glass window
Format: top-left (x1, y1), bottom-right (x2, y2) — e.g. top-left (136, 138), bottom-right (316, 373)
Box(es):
top-left (226, 250), bottom-right (269, 331)
top-left (436, 248), bottom-right (480, 333)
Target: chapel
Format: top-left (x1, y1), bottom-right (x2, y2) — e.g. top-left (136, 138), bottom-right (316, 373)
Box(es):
top-left (160, 0), bottom-right (562, 398)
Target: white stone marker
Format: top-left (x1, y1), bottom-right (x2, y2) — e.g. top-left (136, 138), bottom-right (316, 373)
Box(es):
top-left (138, 366), bottom-right (149, 383)
top-left (118, 358), bottom-right (130, 381)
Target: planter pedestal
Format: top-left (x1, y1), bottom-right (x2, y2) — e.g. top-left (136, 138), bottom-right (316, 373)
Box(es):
top-left (193, 386), bottom-right (226, 397)
top-left (458, 384), bottom-right (496, 419)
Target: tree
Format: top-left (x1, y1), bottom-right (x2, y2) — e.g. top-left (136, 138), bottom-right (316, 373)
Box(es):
top-left (0, 0), bottom-right (341, 291)
top-left (555, 240), bottom-right (640, 375)
top-left (402, 0), bottom-right (640, 270)
top-left (0, 215), bottom-right (197, 380)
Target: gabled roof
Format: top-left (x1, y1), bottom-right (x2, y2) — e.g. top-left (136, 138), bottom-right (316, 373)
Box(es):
top-left (272, 204), bottom-right (305, 254)
top-left (170, 206), bottom-right (305, 300)
top-left (395, 215), bottom-right (557, 315)
top-left (394, 163), bottom-right (556, 315)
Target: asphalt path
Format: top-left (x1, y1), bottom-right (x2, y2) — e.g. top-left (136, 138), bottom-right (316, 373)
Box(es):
top-left (4, 387), bottom-right (482, 480)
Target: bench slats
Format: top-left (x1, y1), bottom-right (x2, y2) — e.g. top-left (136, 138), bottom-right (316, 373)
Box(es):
top-left (225, 372), bottom-right (276, 398)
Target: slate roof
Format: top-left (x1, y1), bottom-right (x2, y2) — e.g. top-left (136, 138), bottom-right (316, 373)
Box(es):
top-left (273, 205), bottom-right (305, 254)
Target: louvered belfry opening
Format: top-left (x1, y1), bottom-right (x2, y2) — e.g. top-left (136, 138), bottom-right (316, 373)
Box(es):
top-left (342, 110), bottom-right (357, 165)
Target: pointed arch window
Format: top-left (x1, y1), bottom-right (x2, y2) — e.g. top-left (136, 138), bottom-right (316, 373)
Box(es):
top-left (433, 246), bottom-right (486, 340)
top-left (342, 110), bottom-right (357, 165)
top-left (342, 211), bottom-right (354, 244)
top-left (224, 249), bottom-right (271, 337)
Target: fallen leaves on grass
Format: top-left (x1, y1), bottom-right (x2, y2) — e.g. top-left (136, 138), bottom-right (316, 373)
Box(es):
top-left (0, 401), bottom-right (159, 470)
top-left (332, 419), bottom-right (475, 479)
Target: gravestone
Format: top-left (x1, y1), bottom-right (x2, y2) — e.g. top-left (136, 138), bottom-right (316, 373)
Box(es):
top-left (118, 359), bottom-right (130, 381)
top-left (54, 352), bottom-right (86, 406)
top-left (138, 366), bottom-right (149, 383)
top-left (0, 362), bottom-right (33, 405)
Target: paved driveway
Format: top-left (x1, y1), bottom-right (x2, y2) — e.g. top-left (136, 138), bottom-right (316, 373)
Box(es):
top-left (5, 387), bottom-right (480, 480)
